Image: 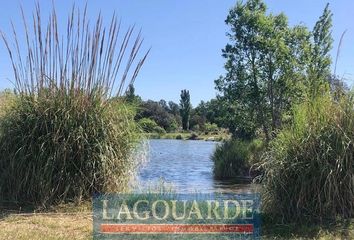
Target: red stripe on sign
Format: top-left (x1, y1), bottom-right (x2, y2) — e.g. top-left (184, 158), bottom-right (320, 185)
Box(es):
top-left (100, 224), bottom-right (253, 234)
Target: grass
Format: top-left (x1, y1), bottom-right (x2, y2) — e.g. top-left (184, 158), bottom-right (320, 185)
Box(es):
top-left (0, 181), bottom-right (351, 239)
top-left (0, 204), bottom-right (352, 239)
top-left (0, 5), bottom-right (148, 206)
top-left (259, 94), bottom-right (354, 223)
top-left (0, 95), bottom-right (143, 206)
top-left (262, 219), bottom-right (354, 239)
top-left (0, 90), bottom-right (15, 118)
top-left (0, 210), bottom-right (92, 240)
top-left (212, 139), bottom-right (264, 179)
top-left (0, 213), bottom-right (92, 240)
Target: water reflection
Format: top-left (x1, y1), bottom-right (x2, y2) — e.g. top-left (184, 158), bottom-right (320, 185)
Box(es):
top-left (137, 139), bottom-right (259, 193)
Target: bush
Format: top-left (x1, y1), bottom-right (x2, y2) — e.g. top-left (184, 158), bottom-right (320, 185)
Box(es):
top-left (0, 95), bottom-right (141, 205)
top-left (0, 6), bottom-right (148, 206)
top-left (166, 119), bottom-right (179, 132)
top-left (259, 95), bottom-right (354, 223)
top-left (138, 118), bottom-right (159, 133)
top-left (153, 126), bottom-right (166, 134)
top-left (205, 122), bottom-right (219, 133)
top-left (138, 118), bottom-right (166, 134)
top-left (213, 139), bottom-right (263, 179)
top-left (191, 124), bottom-right (200, 131)
top-left (175, 134), bottom-right (183, 140)
top-left (188, 132), bottom-right (199, 140)
top-left (137, 100), bottom-right (175, 130)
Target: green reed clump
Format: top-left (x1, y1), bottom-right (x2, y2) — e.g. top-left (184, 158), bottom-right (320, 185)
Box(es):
top-left (213, 138), bottom-right (263, 179)
top-left (0, 94), bottom-right (141, 205)
top-left (259, 94), bottom-right (354, 223)
top-left (0, 5), bottom-right (148, 206)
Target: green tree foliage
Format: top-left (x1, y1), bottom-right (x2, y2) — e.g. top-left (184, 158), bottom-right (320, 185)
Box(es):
top-left (168, 101), bottom-right (180, 116)
top-left (124, 85), bottom-right (181, 132)
top-left (190, 111), bottom-right (205, 131)
top-left (205, 96), bottom-right (251, 137)
top-left (179, 89), bottom-right (191, 130)
top-left (201, 98), bottom-right (225, 127)
top-left (307, 3), bottom-right (333, 97)
top-left (328, 75), bottom-right (349, 100)
top-left (158, 99), bottom-right (169, 111)
top-left (168, 101), bottom-right (182, 126)
top-left (124, 84), bottom-right (142, 104)
top-left (138, 118), bottom-right (166, 133)
top-left (215, 0), bottom-right (332, 141)
top-left (190, 101), bottom-right (208, 131)
top-left (204, 122), bottom-right (219, 133)
top-left (136, 100), bottom-right (177, 131)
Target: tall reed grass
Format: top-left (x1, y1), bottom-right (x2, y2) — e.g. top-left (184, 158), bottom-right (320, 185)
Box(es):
top-left (213, 139), bottom-right (263, 179)
top-left (0, 5), bottom-right (149, 206)
top-left (259, 94), bottom-right (354, 223)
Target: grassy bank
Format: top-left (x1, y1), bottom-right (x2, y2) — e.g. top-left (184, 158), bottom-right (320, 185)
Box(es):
top-left (145, 131), bottom-right (231, 141)
top-left (0, 181), bottom-right (351, 239)
top-left (0, 203), bottom-right (92, 240)
top-left (0, 205), bottom-right (352, 240)
top-left (262, 219), bottom-right (354, 239)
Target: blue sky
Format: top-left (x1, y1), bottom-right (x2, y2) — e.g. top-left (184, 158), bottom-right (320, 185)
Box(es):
top-left (0, 1), bottom-right (353, 106)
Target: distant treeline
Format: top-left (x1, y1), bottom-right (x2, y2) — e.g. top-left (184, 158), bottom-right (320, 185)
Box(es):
top-left (123, 85), bottom-right (222, 134)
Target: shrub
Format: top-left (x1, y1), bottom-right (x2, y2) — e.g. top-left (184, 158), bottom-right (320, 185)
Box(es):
top-left (213, 139), bottom-right (263, 179)
top-left (0, 96), bottom-right (141, 205)
top-left (259, 95), bottom-right (354, 223)
top-left (205, 122), bottom-right (219, 133)
top-left (138, 118), bottom-right (159, 133)
top-left (138, 118), bottom-right (166, 134)
top-left (188, 133), bottom-right (199, 140)
top-left (191, 124), bottom-right (200, 132)
top-left (0, 6), bottom-right (148, 206)
top-left (153, 126), bottom-right (166, 134)
top-left (175, 134), bottom-right (183, 140)
top-left (167, 119), bottom-right (179, 132)
top-left (137, 100), bottom-right (175, 130)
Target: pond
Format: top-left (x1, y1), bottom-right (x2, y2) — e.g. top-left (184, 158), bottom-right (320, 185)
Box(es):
top-left (137, 139), bottom-right (258, 193)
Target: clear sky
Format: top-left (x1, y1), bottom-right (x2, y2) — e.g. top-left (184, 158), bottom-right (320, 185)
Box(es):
top-left (0, 1), bottom-right (353, 106)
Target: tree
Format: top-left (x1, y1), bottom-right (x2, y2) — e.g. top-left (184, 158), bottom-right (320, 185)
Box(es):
top-left (158, 99), bottom-right (169, 111)
top-left (203, 98), bottom-right (225, 127)
top-left (328, 74), bottom-right (349, 100)
top-left (215, 0), bottom-right (310, 141)
top-left (168, 101), bottom-right (180, 116)
top-left (179, 89), bottom-right (191, 130)
top-left (136, 100), bottom-right (175, 131)
top-left (191, 101), bottom-right (207, 130)
top-left (307, 3), bottom-right (333, 97)
top-left (124, 84), bottom-right (142, 104)
top-left (168, 101), bottom-right (182, 126)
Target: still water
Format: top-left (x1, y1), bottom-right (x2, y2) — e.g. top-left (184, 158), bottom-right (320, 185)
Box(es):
top-left (137, 139), bottom-right (258, 193)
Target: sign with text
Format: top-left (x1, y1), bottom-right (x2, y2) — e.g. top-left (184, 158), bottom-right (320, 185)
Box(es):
top-left (93, 193), bottom-right (260, 239)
